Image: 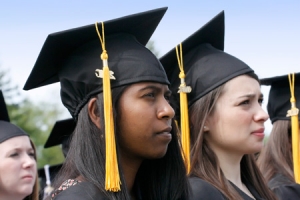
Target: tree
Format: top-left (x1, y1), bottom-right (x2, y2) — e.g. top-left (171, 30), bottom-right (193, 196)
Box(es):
top-left (1, 67), bottom-right (65, 168)
top-left (146, 40), bottom-right (160, 57)
top-left (0, 68), bottom-right (19, 101)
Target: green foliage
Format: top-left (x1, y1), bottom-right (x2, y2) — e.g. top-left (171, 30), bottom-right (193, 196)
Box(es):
top-left (0, 69), bottom-right (19, 101)
top-left (1, 67), bottom-right (65, 168)
top-left (146, 40), bottom-right (160, 57)
top-left (6, 100), bottom-right (64, 168)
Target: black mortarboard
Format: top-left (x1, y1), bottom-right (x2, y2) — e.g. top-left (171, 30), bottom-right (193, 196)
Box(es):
top-left (0, 90), bottom-right (10, 122)
top-left (23, 7), bottom-right (169, 119)
top-left (160, 11), bottom-right (253, 109)
top-left (44, 118), bottom-right (76, 148)
top-left (261, 72), bottom-right (300, 123)
top-left (23, 7), bottom-right (169, 192)
top-left (0, 90), bottom-right (28, 143)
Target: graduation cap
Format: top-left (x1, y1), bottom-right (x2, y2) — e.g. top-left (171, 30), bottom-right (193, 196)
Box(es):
top-left (161, 10), bottom-right (253, 108)
top-left (23, 7), bottom-right (169, 192)
top-left (0, 90), bottom-right (28, 143)
top-left (160, 11), bottom-right (253, 173)
top-left (44, 118), bottom-right (75, 149)
top-left (23, 7), bottom-right (169, 118)
top-left (260, 73), bottom-right (300, 123)
top-left (0, 90), bottom-right (10, 122)
top-left (261, 72), bottom-right (300, 183)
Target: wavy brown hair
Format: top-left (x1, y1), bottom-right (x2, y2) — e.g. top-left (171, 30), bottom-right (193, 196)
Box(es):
top-left (189, 72), bottom-right (276, 200)
top-left (257, 120), bottom-right (294, 183)
top-left (24, 139), bottom-right (39, 200)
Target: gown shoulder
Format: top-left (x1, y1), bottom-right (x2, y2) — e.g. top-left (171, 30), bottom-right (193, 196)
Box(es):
top-left (268, 174), bottom-right (300, 200)
top-left (188, 177), bottom-right (226, 200)
top-left (53, 181), bottom-right (109, 200)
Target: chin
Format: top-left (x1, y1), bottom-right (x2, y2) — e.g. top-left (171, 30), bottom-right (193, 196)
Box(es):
top-left (148, 148), bottom-right (169, 159)
top-left (18, 186), bottom-right (34, 197)
top-left (246, 146), bottom-right (263, 154)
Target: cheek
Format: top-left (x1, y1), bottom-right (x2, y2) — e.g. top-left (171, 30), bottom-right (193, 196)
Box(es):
top-left (232, 111), bottom-right (253, 127)
top-left (219, 110), bottom-right (252, 129)
top-left (120, 102), bottom-right (151, 129)
top-left (209, 111), bottom-right (251, 141)
top-left (0, 160), bottom-right (18, 181)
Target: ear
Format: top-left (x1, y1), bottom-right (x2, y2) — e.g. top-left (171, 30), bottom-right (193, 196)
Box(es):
top-left (203, 125), bottom-right (210, 132)
top-left (203, 117), bottom-right (212, 133)
top-left (88, 97), bottom-right (101, 129)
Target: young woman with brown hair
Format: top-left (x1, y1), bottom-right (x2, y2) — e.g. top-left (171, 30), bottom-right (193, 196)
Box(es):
top-left (161, 11), bottom-right (277, 200)
top-left (257, 73), bottom-right (300, 199)
top-left (0, 90), bottom-right (39, 200)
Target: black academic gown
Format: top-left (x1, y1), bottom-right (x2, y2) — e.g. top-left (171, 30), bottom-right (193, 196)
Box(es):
top-left (188, 177), bottom-right (264, 200)
top-left (53, 181), bottom-right (144, 200)
top-left (268, 174), bottom-right (300, 200)
top-left (53, 181), bottom-right (109, 200)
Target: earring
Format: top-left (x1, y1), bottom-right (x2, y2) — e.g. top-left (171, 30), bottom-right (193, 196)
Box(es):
top-left (203, 126), bottom-right (209, 131)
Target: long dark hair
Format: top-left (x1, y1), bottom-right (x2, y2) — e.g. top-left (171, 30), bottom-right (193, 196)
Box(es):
top-left (189, 72), bottom-right (276, 200)
top-left (257, 120), bottom-right (294, 183)
top-left (52, 85), bottom-right (189, 199)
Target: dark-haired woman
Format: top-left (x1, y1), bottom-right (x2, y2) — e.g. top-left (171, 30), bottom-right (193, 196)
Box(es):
top-left (24, 7), bottom-right (188, 200)
top-left (160, 11), bottom-right (277, 200)
top-left (257, 73), bottom-right (300, 199)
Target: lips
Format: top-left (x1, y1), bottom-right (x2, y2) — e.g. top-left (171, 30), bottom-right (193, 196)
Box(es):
top-left (158, 126), bottom-right (172, 134)
top-left (251, 128), bottom-right (265, 137)
top-left (156, 126), bottom-right (172, 141)
top-left (22, 174), bottom-right (33, 180)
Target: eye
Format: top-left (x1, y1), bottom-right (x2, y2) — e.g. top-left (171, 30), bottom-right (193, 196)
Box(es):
top-left (164, 94), bottom-right (171, 102)
top-left (258, 98), bottom-right (264, 105)
top-left (239, 100), bottom-right (250, 105)
top-left (143, 92), bottom-right (156, 100)
top-left (28, 152), bottom-right (35, 158)
top-left (143, 92), bottom-right (155, 98)
top-left (10, 153), bottom-right (18, 157)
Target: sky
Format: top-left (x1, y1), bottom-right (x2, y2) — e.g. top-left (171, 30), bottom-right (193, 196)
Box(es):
top-left (1, 0), bottom-right (299, 133)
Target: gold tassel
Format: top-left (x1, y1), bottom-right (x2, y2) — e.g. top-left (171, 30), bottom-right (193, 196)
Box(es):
top-left (95, 22), bottom-right (121, 192)
top-left (287, 73), bottom-right (300, 183)
top-left (175, 43), bottom-right (191, 174)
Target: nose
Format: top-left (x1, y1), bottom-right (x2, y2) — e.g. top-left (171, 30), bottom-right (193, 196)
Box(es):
top-left (23, 154), bottom-right (36, 169)
top-left (254, 106), bottom-right (269, 123)
top-left (158, 98), bottom-right (175, 120)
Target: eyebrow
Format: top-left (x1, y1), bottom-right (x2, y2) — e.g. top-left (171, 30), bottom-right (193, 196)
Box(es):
top-left (10, 147), bottom-right (34, 152)
top-left (238, 93), bottom-right (264, 98)
top-left (138, 85), bottom-right (172, 95)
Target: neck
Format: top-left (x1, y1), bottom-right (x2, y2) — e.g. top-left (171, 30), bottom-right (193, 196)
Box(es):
top-left (212, 147), bottom-right (255, 198)
top-left (214, 147), bottom-right (244, 187)
top-left (0, 193), bottom-right (24, 200)
top-left (120, 153), bottom-right (143, 198)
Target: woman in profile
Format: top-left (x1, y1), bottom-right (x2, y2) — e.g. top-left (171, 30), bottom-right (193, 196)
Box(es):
top-left (161, 11), bottom-right (276, 200)
top-left (257, 73), bottom-right (300, 199)
top-left (23, 8), bottom-right (189, 200)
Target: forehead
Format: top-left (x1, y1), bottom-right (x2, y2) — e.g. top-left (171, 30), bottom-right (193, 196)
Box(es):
top-left (124, 82), bottom-right (169, 91)
top-left (0, 136), bottom-right (31, 150)
top-left (222, 75), bottom-right (260, 96)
